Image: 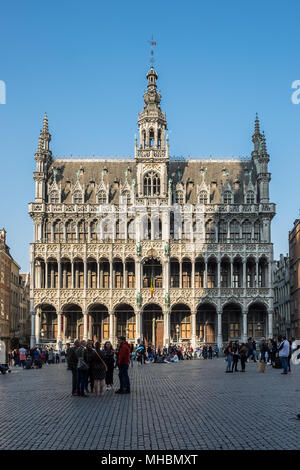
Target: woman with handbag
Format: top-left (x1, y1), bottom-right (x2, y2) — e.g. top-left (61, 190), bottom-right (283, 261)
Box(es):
top-left (92, 342), bottom-right (108, 396)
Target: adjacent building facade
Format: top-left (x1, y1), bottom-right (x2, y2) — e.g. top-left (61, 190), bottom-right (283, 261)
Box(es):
top-left (29, 66), bottom-right (275, 349)
top-left (0, 228), bottom-right (31, 353)
top-left (289, 219), bottom-right (300, 338)
top-left (273, 254), bottom-right (291, 338)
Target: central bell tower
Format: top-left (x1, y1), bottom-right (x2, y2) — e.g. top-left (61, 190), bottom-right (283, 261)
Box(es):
top-left (135, 67), bottom-right (169, 201)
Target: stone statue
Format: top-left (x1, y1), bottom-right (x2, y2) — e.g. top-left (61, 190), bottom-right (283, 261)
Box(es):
top-left (136, 242), bottom-right (141, 256)
top-left (136, 292), bottom-right (142, 307)
top-left (164, 241), bottom-right (170, 256)
top-left (165, 293), bottom-right (170, 307)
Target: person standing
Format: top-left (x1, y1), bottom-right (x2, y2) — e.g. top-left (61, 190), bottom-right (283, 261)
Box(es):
top-left (214, 345), bottom-right (219, 359)
top-left (115, 336), bottom-right (131, 394)
top-left (239, 343), bottom-right (248, 372)
top-left (103, 341), bottom-right (115, 390)
top-left (85, 340), bottom-right (95, 393)
top-left (208, 345), bottom-right (213, 359)
top-left (68, 340), bottom-right (80, 396)
top-left (225, 342), bottom-right (233, 373)
top-left (76, 340), bottom-right (89, 397)
top-left (259, 337), bottom-right (268, 362)
top-left (232, 341), bottom-right (240, 372)
top-left (19, 346), bottom-right (27, 368)
top-left (48, 348), bottom-right (54, 365)
top-left (277, 335), bottom-right (290, 375)
top-left (92, 342), bottom-right (107, 396)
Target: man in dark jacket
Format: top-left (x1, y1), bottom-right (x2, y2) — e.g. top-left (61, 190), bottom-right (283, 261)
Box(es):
top-left (259, 337), bottom-right (268, 362)
top-left (115, 336), bottom-right (131, 394)
top-left (68, 339), bottom-right (80, 396)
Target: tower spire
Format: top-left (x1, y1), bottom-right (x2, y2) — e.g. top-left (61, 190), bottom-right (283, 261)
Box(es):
top-left (254, 113), bottom-right (260, 135)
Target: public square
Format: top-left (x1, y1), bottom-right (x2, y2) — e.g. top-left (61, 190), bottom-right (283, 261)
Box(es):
top-left (0, 358), bottom-right (299, 451)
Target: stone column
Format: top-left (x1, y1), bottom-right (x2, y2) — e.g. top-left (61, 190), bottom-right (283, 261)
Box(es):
top-left (191, 312), bottom-right (196, 349)
top-left (97, 261), bottom-right (100, 289)
top-left (45, 262), bottom-right (48, 289)
top-left (109, 313), bottom-right (115, 345)
top-left (217, 260), bottom-right (221, 288)
top-left (164, 310), bottom-right (170, 346)
top-left (110, 261), bottom-right (113, 289)
top-left (204, 260), bottom-right (208, 288)
top-left (230, 260), bottom-right (233, 288)
top-left (123, 262), bottom-right (127, 289)
top-left (135, 311), bottom-right (141, 343)
top-left (268, 311), bottom-right (273, 338)
top-left (71, 260), bottom-right (74, 289)
top-left (83, 313), bottom-right (88, 341)
top-left (135, 260), bottom-right (141, 291)
top-left (243, 259), bottom-right (246, 289)
top-left (217, 311), bottom-right (222, 348)
top-left (57, 312), bottom-right (62, 343)
top-left (30, 300), bottom-right (36, 348)
top-left (256, 261), bottom-right (259, 288)
top-left (35, 310), bottom-right (40, 345)
top-left (191, 260), bottom-right (195, 289)
top-left (242, 310), bottom-right (247, 343)
top-left (179, 261), bottom-right (182, 289)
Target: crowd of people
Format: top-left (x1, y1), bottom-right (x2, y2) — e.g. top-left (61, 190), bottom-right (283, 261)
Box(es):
top-left (223, 336), bottom-right (299, 373)
top-left (8, 347), bottom-right (65, 368)
top-left (66, 336), bottom-right (130, 397)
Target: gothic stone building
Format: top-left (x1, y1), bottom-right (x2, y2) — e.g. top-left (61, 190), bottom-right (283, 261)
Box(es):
top-left (29, 67), bottom-right (275, 349)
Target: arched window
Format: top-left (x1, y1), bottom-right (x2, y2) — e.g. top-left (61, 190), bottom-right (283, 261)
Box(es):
top-left (254, 220), bottom-right (260, 242)
top-left (246, 191), bottom-right (255, 204)
top-left (205, 220), bottom-right (216, 242)
top-left (176, 191), bottom-right (184, 204)
top-left (199, 191), bottom-right (208, 204)
top-left (218, 219), bottom-right (227, 242)
top-left (73, 190), bottom-right (83, 204)
top-left (143, 171), bottom-right (160, 197)
top-left (97, 191), bottom-right (106, 204)
top-left (54, 220), bottom-right (63, 242)
top-left (49, 190), bottom-right (59, 204)
top-left (242, 220), bottom-right (252, 242)
top-left (223, 191), bottom-right (232, 204)
top-left (66, 220), bottom-right (76, 242)
top-left (149, 128), bottom-right (155, 147)
top-left (142, 130), bottom-right (146, 148)
top-left (157, 129), bottom-right (161, 149)
top-left (78, 220), bottom-right (87, 242)
top-left (230, 219), bottom-right (240, 242)
top-left (90, 220), bottom-right (99, 242)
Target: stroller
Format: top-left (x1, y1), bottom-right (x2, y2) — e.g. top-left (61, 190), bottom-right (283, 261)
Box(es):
top-left (0, 363), bottom-right (11, 374)
top-left (34, 357), bottom-right (43, 369)
top-left (25, 356), bottom-right (33, 369)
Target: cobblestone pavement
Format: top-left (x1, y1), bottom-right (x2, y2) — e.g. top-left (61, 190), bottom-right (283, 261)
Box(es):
top-left (0, 357), bottom-right (300, 450)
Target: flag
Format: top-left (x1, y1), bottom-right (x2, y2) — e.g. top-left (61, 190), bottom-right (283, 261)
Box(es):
top-left (150, 277), bottom-right (154, 298)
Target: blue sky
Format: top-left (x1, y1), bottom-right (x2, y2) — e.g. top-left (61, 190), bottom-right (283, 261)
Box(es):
top-left (0, 0), bottom-right (299, 271)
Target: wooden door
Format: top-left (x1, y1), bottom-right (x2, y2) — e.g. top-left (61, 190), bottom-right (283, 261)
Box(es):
top-left (156, 321), bottom-right (164, 349)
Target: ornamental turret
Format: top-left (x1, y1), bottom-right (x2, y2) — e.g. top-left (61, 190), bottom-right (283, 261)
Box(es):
top-left (33, 113), bottom-right (52, 202)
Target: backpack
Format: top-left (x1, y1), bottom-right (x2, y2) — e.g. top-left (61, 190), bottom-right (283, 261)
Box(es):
top-left (77, 348), bottom-right (88, 370)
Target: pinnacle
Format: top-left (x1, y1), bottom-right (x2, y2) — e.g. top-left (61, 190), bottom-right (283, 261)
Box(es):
top-left (42, 112), bottom-right (49, 133)
top-left (254, 113), bottom-right (260, 135)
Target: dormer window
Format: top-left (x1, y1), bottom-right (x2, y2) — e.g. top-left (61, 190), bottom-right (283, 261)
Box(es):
top-left (121, 191), bottom-right (131, 204)
top-left (199, 191), bottom-right (208, 205)
top-left (49, 190), bottom-right (59, 204)
top-left (176, 190), bottom-right (184, 204)
top-left (74, 190), bottom-right (83, 204)
top-left (246, 191), bottom-right (255, 204)
top-left (223, 191), bottom-right (232, 204)
top-left (97, 191), bottom-right (106, 204)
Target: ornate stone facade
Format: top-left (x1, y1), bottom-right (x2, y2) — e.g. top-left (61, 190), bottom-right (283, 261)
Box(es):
top-left (29, 67), bottom-right (275, 348)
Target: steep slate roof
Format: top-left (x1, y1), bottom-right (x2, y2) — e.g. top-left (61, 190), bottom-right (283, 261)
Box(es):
top-left (49, 157), bottom-right (255, 205)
